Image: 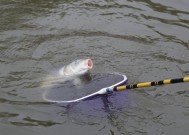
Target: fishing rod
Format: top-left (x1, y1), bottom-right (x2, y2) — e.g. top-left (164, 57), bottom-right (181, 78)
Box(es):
top-left (43, 75), bottom-right (189, 103)
top-left (114, 77), bottom-right (189, 91)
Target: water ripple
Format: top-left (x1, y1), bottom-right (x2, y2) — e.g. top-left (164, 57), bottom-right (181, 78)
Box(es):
top-left (1, 0), bottom-right (189, 134)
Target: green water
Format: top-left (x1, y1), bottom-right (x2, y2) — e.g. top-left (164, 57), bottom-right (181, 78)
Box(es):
top-left (0, 0), bottom-right (189, 134)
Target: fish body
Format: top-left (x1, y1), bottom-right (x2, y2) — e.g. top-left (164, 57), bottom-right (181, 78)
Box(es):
top-left (41, 59), bottom-right (93, 87)
top-left (59, 59), bottom-right (93, 77)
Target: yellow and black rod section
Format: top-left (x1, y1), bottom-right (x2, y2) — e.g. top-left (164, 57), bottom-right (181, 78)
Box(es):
top-left (115, 77), bottom-right (189, 91)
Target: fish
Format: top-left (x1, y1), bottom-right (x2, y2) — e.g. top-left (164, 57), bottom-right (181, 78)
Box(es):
top-left (41, 59), bottom-right (93, 87)
top-left (59, 58), bottom-right (93, 77)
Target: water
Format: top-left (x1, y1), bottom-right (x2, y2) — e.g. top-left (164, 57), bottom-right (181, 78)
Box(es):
top-left (0, 0), bottom-right (189, 134)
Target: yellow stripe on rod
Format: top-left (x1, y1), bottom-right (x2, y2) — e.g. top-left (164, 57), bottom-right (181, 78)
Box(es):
top-left (116, 86), bottom-right (126, 91)
top-left (163, 79), bottom-right (171, 84)
top-left (184, 77), bottom-right (189, 82)
top-left (137, 82), bottom-right (151, 88)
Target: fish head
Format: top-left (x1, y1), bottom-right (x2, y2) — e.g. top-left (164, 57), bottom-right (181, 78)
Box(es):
top-left (70, 58), bottom-right (93, 75)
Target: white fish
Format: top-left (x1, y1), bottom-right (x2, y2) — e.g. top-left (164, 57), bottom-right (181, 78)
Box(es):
top-left (41, 59), bottom-right (93, 87)
top-left (59, 59), bottom-right (93, 77)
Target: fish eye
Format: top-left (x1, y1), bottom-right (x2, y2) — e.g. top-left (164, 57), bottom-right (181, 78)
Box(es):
top-left (74, 59), bottom-right (82, 65)
top-left (79, 67), bottom-right (86, 72)
top-left (75, 60), bottom-right (80, 63)
top-left (73, 60), bottom-right (79, 65)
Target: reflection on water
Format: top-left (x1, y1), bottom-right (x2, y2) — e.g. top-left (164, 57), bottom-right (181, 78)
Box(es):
top-left (0, 0), bottom-right (189, 134)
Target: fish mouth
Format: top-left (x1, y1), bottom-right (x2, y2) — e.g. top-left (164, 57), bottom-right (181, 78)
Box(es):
top-left (86, 59), bottom-right (93, 69)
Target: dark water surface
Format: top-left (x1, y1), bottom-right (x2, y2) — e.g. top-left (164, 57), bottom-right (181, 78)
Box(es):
top-left (0, 0), bottom-right (189, 134)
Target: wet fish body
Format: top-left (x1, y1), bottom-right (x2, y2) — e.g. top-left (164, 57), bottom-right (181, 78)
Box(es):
top-left (59, 59), bottom-right (93, 77)
top-left (41, 59), bottom-right (93, 87)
